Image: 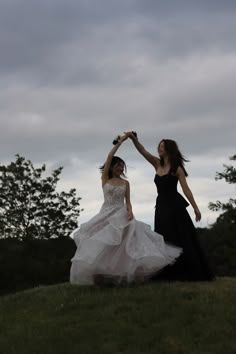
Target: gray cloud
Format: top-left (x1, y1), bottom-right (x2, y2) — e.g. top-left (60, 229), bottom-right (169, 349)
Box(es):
top-left (1, 0), bottom-right (236, 83)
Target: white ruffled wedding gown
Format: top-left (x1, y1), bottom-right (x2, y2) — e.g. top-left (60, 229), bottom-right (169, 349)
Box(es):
top-left (70, 182), bottom-right (182, 285)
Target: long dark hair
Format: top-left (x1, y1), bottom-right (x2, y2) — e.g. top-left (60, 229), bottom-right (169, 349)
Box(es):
top-left (158, 139), bottom-right (189, 176)
top-left (99, 156), bottom-right (127, 179)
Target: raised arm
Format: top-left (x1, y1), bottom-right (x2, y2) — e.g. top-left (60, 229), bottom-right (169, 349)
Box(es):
top-left (126, 132), bottom-right (160, 170)
top-left (176, 166), bottom-right (201, 222)
top-left (101, 134), bottom-right (128, 186)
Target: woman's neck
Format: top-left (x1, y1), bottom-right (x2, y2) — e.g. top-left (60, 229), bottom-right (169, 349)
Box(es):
top-left (111, 176), bottom-right (122, 180)
top-left (163, 156), bottom-right (169, 166)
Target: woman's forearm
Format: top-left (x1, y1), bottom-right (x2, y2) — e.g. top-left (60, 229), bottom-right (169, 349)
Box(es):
top-left (131, 137), bottom-right (146, 155)
top-left (126, 202), bottom-right (132, 211)
top-left (128, 133), bottom-right (159, 168)
top-left (183, 188), bottom-right (199, 210)
top-left (126, 202), bottom-right (134, 220)
top-left (108, 141), bottom-right (122, 158)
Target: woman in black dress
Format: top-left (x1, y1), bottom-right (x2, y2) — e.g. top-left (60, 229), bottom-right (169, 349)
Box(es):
top-left (126, 132), bottom-right (214, 281)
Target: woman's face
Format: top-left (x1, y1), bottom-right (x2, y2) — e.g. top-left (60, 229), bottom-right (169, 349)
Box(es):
top-left (158, 141), bottom-right (166, 157)
top-left (112, 162), bottom-right (125, 177)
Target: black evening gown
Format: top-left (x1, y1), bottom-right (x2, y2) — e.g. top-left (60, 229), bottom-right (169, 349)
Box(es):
top-left (151, 170), bottom-right (215, 281)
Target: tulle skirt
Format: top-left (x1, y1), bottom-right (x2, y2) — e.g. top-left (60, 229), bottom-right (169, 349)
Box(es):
top-left (70, 205), bottom-right (182, 286)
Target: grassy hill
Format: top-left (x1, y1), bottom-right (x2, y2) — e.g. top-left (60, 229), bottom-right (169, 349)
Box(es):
top-left (0, 277), bottom-right (235, 354)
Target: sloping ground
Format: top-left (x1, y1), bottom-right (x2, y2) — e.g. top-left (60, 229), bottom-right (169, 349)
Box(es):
top-left (0, 277), bottom-right (235, 354)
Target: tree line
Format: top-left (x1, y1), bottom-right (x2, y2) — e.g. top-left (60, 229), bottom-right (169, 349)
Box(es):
top-left (0, 154), bottom-right (235, 295)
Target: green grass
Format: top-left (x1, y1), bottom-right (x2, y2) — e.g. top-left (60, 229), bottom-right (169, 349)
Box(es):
top-left (0, 277), bottom-right (235, 354)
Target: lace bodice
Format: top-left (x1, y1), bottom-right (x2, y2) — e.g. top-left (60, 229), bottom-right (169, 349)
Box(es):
top-left (101, 183), bottom-right (126, 210)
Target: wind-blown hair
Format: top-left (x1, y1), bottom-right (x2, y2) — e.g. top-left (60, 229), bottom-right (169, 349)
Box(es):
top-left (158, 139), bottom-right (189, 176)
top-left (99, 156), bottom-right (127, 179)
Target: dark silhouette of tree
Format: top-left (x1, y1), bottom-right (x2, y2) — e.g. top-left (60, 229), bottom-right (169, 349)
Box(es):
top-left (209, 155), bottom-right (236, 225)
top-left (0, 155), bottom-right (82, 240)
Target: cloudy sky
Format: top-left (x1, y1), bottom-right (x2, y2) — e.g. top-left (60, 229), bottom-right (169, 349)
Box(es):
top-left (1, 0), bottom-right (235, 228)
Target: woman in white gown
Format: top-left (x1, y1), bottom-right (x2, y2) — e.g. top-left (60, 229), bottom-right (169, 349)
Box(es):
top-left (70, 133), bottom-right (182, 286)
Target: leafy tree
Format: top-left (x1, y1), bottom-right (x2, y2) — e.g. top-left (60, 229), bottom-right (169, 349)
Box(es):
top-left (209, 155), bottom-right (236, 225)
top-left (0, 155), bottom-right (82, 240)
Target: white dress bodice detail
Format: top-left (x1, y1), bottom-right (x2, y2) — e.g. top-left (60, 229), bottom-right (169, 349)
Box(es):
top-left (101, 183), bottom-right (126, 210)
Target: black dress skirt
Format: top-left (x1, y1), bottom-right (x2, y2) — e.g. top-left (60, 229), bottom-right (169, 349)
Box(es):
top-left (152, 171), bottom-right (215, 281)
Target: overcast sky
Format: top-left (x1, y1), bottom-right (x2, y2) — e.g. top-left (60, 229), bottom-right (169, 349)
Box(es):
top-left (1, 0), bottom-right (235, 228)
